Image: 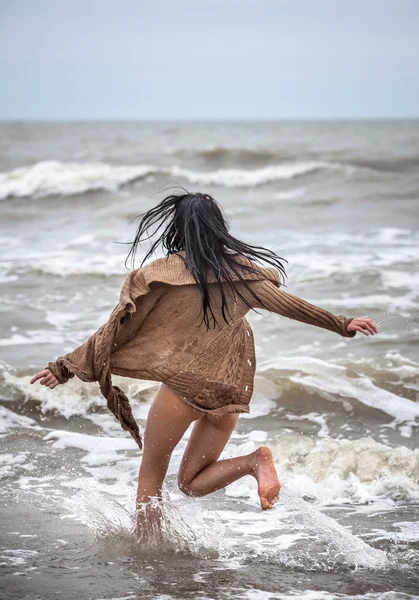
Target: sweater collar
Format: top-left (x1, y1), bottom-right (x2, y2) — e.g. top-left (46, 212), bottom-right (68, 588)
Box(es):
top-left (140, 250), bottom-right (281, 287)
top-left (120, 251), bottom-right (280, 312)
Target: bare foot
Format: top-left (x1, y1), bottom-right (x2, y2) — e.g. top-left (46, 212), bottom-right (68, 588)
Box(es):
top-left (252, 446), bottom-right (281, 510)
top-left (134, 498), bottom-right (163, 546)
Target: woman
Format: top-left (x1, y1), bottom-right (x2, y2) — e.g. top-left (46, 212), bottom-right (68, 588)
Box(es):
top-left (31, 192), bottom-right (378, 514)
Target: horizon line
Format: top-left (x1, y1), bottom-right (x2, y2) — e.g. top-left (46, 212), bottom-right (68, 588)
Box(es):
top-left (0, 116), bottom-right (418, 123)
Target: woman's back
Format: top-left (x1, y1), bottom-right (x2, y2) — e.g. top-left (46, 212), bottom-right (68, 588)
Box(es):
top-left (110, 260), bottom-right (271, 414)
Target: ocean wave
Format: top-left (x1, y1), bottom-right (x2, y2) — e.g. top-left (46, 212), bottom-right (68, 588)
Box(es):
top-left (166, 145), bottom-right (419, 173)
top-left (289, 245), bottom-right (419, 287)
top-left (0, 159), bottom-right (352, 200)
top-left (258, 354), bottom-right (419, 434)
top-left (0, 161), bottom-right (153, 200)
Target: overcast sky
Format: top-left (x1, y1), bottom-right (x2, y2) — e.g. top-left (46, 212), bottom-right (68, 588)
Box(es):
top-left (0, 0), bottom-right (418, 120)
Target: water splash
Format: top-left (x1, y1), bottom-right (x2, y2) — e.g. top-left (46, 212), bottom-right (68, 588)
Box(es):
top-left (374, 311), bottom-right (419, 336)
top-left (133, 494), bottom-right (226, 558)
top-left (65, 487), bottom-right (228, 559)
top-left (280, 486), bottom-right (388, 569)
top-left (19, 481), bottom-right (390, 571)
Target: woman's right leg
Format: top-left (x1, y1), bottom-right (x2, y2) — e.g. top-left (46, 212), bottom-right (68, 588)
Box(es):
top-left (135, 383), bottom-right (203, 540)
top-left (136, 383), bottom-right (202, 506)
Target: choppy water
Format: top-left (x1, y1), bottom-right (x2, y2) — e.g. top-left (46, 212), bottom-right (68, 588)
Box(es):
top-left (0, 121), bottom-right (418, 600)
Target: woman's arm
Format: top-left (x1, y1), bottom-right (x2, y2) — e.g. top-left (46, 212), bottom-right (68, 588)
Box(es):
top-left (31, 273), bottom-right (162, 389)
top-left (31, 320), bottom-right (111, 389)
top-left (248, 280), bottom-right (376, 338)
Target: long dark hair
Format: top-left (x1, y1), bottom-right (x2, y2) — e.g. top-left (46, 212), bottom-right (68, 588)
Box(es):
top-left (126, 191), bottom-right (288, 328)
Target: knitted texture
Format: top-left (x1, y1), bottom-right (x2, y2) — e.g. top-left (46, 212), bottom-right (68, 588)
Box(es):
top-left (48, 251), bottom-right (356, 448)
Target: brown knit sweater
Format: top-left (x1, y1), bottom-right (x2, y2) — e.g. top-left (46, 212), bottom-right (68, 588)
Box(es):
top-left (47, 251), bottom-right (356, 449)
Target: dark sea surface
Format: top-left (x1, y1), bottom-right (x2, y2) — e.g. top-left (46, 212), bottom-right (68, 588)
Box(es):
top-left (0, 121), bottom-right (418, 600)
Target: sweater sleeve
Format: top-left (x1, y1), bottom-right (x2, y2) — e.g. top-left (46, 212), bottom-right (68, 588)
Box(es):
top-left (47, 315), bottom-right (116, 384)
top-left (249, 280), bottom-right (357, 338)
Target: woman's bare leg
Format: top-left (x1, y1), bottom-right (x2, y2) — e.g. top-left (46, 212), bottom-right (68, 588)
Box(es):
top-left (135, 384), bottom-right (202, 539)
top-left (178, 413), bottom-right (280, 510)
top-left (136, 383), bottom-right (202, 505)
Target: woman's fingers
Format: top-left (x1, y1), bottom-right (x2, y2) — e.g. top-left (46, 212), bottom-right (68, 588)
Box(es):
top-left (44, 376), bottom-right (59, 388)
top-left (30, 369), bottom-right (59, 389)
top-left (361, 318), bottom-right (378, 334)
top-left (352, 317), bottom-right (379, 336)
top-left (351, 325), bottom-right (366, 335)
top-left (30, 370), bottom-right (50, 384)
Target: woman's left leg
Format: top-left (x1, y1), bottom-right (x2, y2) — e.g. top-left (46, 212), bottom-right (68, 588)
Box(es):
top-left (178, 413), bottom-right (280, 510)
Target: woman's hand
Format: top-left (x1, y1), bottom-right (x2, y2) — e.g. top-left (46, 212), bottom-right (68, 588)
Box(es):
top-left (347, 317), bottom-right (378, 336)
top-left (30, 369), bottom-right (60, 389)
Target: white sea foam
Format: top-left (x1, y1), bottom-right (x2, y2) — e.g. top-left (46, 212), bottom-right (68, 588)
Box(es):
top-left (370, 521), bottom-right (419, 544)
top-left (0, 452), bottom-right (35, 479)
top-left (284, 411), bottom-right (330, 437)
top-left (346, 351), bottom-right (419, 380)
top-left (44, 311), bottom-right (85, 331)
top-left (169, 162), bottom-right (333, 187)
top-left (0, 406), bottom-right (37, 433)
top-left (223, 435), bottom-right (419, 505)
top-left (217, 484), bottom-right (388, 569)
top-left (0, 249), bottom-right (125, 278)
top-left (6, 412), bottom-right (414, 569)
top-left (43, 430), bottom-right (136, 464)
top-left (0, 160), bottom-right (350, 199)
top-left (0, 365), bottom-right (105, 418)
top-left (279, 229), bottom-right (418, 287)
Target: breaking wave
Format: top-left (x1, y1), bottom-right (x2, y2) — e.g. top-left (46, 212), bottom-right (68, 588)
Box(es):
top-left (0, 159), bottom-right (354, 199)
